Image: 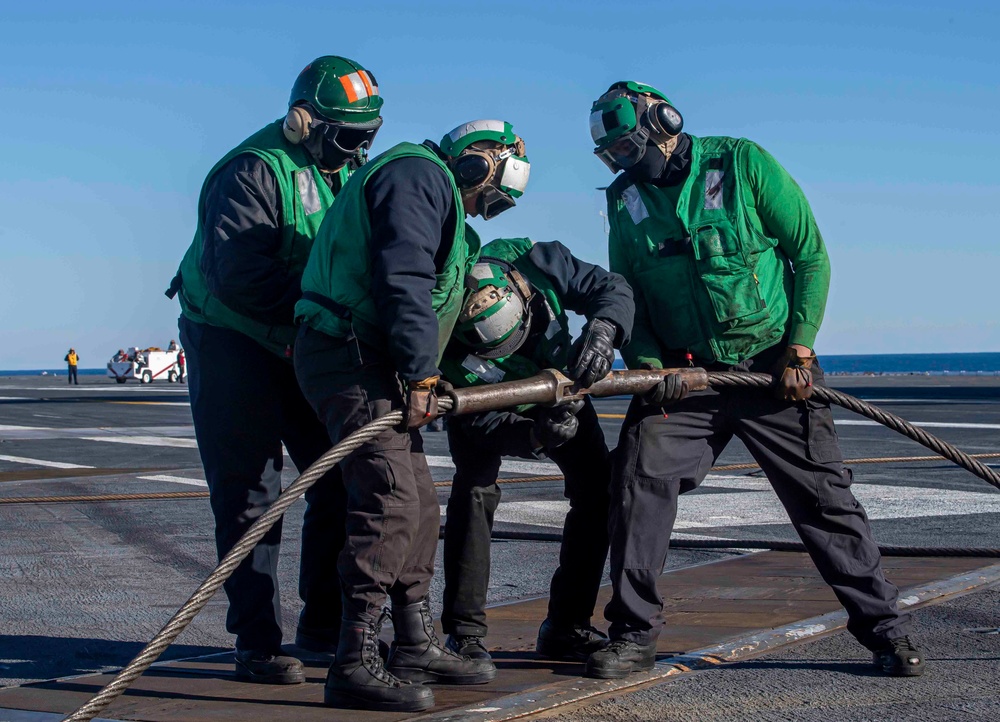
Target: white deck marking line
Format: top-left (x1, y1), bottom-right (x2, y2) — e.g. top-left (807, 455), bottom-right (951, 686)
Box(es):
top-left (0, 425), bottom-right (196, 440)
top-left (483, 476), bottom-right (1000, 530)
top-left (856, 398), bottom-right (998, 405)
top-left (0, 454), bottom-right (94, 470)
top-left (425, 455), bottom-right (558, 476)
top-left (835, 419), bottom-right (1000, 429)
top-left (110, 401), bottom-right (190, 406)
top-left (138, 474), bottom-right (207, 488)
top-left (83, 436), bottom-right (199, 449)
top-left (1, 385), bottom-right (189, 393)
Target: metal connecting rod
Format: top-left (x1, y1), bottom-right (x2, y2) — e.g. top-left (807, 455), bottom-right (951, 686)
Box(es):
top-left (445, 367), bottom-right (709, 415)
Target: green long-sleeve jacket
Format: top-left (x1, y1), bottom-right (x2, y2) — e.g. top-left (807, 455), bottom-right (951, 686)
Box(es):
top-left (608, 135), bottom-right (831, 367)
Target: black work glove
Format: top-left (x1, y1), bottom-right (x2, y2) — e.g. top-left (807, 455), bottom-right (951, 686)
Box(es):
top-left (638, 362), bottom-right (689, 407)
top-left (404, 377), bottom-right (453, 430)
top-left (531, 399), bottom-right (585, 450)
top-left (568, 318), bottom-right (618, 389)
top-left (772, 346), bottom-right (816, 402)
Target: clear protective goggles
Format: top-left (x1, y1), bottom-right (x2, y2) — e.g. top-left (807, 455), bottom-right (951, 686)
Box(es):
top-left (594, 130), bottom-right (652, 171)
top-left (590, 91), bottom-right (652, 172)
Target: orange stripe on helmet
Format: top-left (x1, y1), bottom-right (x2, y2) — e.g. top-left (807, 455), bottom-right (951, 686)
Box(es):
top-left (339, 73), bottom-right (359, 103)
top-left (359, 71), bottom-right (374, 97)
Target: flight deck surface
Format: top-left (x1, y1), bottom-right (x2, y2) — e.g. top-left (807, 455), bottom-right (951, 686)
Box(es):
top-left (2, 375), bottom-right (998, 720)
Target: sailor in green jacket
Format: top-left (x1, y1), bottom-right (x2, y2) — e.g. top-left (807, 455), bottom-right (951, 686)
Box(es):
top-left (165, 56), bottom-right (383, 684)
top-left (438, 237), bottom-right (633, 667)
top-left (294, 120), bottom-right (530, 712)
top-left (585, 81), bottom-right (924, 680)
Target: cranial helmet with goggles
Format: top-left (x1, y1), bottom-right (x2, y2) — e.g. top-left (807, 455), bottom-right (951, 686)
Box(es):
top-left (454, 258), bottom-right (534, 359)
top-left (283, 55), bottom-right (385, 170)
top-left (589, 81), bottom-right (684, 173)
top-left (439, 120), bottom-right (530, 220)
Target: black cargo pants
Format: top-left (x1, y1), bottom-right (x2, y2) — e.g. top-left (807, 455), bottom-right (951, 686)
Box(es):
top-left (606, 360), bottom-right (911, 651)
top-left (179, 317), bottom-right (346, 652)
top-left (442, 397), bottom-right (611, 638)
top-left (294, 325), bottom-right (439, 621)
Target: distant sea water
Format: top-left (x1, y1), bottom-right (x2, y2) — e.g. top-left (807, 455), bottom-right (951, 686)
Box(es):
top-left (4, 352), bottom-right (1000, 378)
top-left (819, 352), bottom-right (1000, 376)
top-left (605, 352), bottom-right (1000, 376)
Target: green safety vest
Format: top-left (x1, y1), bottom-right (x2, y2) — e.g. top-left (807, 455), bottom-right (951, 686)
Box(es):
top-left (440, 237), bottom-right (571, 412)
top-left (607, 135), bottom-right (792, 364)
top-left (296, 142), bottom-right (480, 364)
top-left (173, 120), bottom-right (347, 357)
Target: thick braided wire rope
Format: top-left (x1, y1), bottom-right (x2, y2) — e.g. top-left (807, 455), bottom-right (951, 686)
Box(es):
top-left (61, 404), bottom-right (414, 722)
top-left (708, 371), bottom-right (1000, 490)
top-left (65, 374), bottom-right (1000, 720)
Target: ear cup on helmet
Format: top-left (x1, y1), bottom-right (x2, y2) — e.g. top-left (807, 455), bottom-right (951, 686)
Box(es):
top-left (283, 105), bottom-right (313, 144)
top-left (649, 102), bottom-right (684, 136)
top-left (451, 151), bottom-right (494, 191)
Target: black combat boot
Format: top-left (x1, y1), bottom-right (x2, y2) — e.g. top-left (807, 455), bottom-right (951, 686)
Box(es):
top-left (234, 648), bottom-right (304, 684)
top-left (324, 617), bottom-right (434, 712)
top-left (536, 618), bottom-right (609, 661)
top-left (387, 599), bottom-right (497, 684)
top-left (446, 634), bottom-right (492, 661)
top-left (872, 636), bottom-right (925, 677)
top-left (585, 639), bottom-right (657, 679)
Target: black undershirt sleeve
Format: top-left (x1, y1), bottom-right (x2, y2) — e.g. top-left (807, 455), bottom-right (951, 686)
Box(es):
top-left (200, 154), bottom-right (302, 326)
top-left (524, 241), bottom-right (635, 347)
top-left (365, 156), bottom-right (456, 381)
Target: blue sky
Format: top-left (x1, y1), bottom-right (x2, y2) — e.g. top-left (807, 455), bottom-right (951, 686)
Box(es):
top-left (1, 1), bottom-right (997, 369)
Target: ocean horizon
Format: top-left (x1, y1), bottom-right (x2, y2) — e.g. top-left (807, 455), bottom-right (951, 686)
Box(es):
top-left (8, 352), bottom-right (1000, 378)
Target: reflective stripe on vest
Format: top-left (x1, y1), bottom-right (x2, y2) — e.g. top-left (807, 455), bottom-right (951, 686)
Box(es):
top-left (173, 120), bottom-right (345, 357)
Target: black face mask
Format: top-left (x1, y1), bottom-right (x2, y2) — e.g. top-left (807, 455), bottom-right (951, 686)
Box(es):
top-left (625, 140), bottom-right (668, 183)
top-left (653, 133), bottom-right (693, 187)
top-left (476, 185), bottom-right (516, 219)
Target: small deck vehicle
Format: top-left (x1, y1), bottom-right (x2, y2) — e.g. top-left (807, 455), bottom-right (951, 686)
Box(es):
top-left (107, 346), bottom-right (182, 384)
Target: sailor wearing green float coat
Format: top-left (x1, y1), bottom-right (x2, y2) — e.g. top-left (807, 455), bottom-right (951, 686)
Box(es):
top-left (586, 80), bottom-right (924, 680)
top-left (294, 120), bottom-right (530, 712)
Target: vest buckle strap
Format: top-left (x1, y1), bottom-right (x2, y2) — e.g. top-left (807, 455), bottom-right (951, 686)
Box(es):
top-left (301, 290), bottom-right (352, 320)
top-left (658, 235), bottom-right (691, 257)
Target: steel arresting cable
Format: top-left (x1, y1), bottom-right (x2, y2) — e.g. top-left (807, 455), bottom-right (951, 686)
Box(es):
top-left (708, 371), bottom-right (1000, 490)
top-left (63, 378), bottom-right (1000, 721)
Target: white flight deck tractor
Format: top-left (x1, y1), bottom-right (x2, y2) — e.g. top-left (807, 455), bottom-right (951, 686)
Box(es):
top-left (106, 347), bottom-right (182, 384)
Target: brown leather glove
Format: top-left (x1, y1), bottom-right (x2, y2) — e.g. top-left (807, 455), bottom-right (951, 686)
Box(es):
top-left (773, 347), bottom-right (817, 402)
top-left (404, 376), bottom-right (452, 430)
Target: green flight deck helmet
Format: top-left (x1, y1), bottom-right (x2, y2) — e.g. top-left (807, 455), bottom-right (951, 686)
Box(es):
top-left (589, 80), bottom-right (684, 172)
top-left (439, 120), bottom-right (530, 219)
top-left (454, 259), bottom-right (534, 359)
top-left (283, 56), bottom-right (384, 166)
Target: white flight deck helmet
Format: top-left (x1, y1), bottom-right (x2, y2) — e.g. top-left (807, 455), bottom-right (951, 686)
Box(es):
top-left (454, 258), bottom-right (533, 359)
top-left (439, 120), bottom-right (530, 219)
